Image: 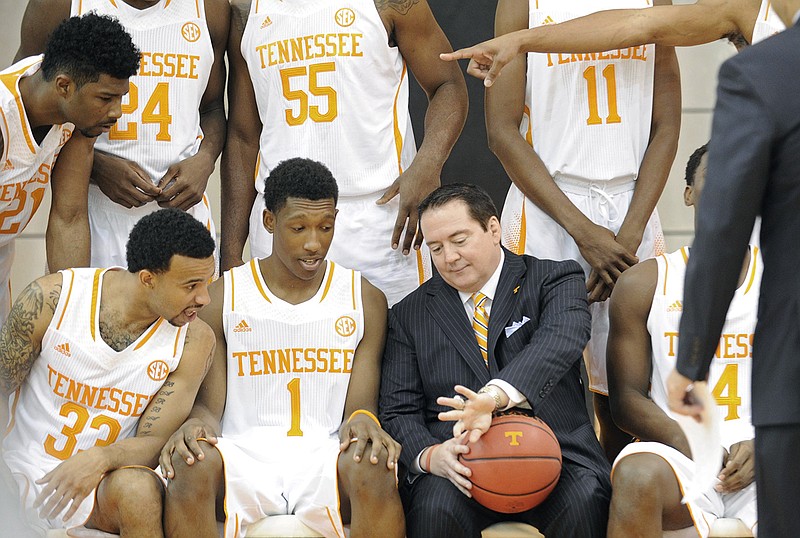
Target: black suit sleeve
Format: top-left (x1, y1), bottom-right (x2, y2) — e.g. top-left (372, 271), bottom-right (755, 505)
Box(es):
top-left (498, 260), bottom-right (591, 413)
top-left (676, 57), bottom-right (772, 380)
top-left (380, 308), bottom-right (440, 470)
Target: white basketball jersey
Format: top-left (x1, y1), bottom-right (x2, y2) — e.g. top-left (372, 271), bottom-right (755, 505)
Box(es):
top-left (647, 247), bottom-right (760, 449)
top-left (0, 57), bottom-right (74, 244)
top-left (72, 0), bottom-right (213, 183)
top-left (524, 0), bottom-right (655, 183)
top-left (222, 259), bottom-right (364, 439)
top-left (241, 0), bottom-right (416, 196)
top-left (3, 268), bottom-right (186, 482)
top-left (751, 0), bottom-right (785, 44)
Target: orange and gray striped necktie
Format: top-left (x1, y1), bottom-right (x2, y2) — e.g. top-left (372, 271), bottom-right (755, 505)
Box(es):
top-left (472, 292), bottom-right (489, 367)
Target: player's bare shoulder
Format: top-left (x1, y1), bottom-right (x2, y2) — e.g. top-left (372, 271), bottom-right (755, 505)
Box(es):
top-left (229, 0), bottom-right (251, 32)
top-left (361, 276), bottom-right (388, 314)
top-left (374, 0), bottom-right (420, 16)
top-left (612, 258), bottom-right (658, 312)
top-left (181, 316), bottom-right (216, 372)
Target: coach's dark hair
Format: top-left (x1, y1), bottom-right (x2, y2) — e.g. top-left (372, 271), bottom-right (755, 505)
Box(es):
top-left (685, 143), bottom-right (709, 187)
top-left (418, 183), bottom-right (499, 231)
top-left (263, 158), bottom-right (338, 213)
top-left (127, 209), bottom-right (215, 273)
top-left (42, 14), bottom-right (140, 88)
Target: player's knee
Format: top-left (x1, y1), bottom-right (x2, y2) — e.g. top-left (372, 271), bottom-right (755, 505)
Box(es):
top-left (338, 444), bottom-right (395, 498)
top-left (612, 453), bottom-right (672, 500)
top-left (167, 441), bottom-right (223, 503)
top-left (98, 467), bottom-right (163, 522)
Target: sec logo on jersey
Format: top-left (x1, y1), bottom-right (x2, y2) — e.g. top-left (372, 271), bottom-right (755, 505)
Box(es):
top-left (147, 360), bottom-right (170, 382)
top-left (181, 22), bottom-right (202, 43)
top-left (335, 8), bottom-right (356, 27)
top-left (335, 315), bottom-right (356, 337)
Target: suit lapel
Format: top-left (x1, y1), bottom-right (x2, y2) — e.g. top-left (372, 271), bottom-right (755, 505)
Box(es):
top-left (426, 277), bottom-right (491, 383)
top-left (488, 252), bottom-right (526, 373)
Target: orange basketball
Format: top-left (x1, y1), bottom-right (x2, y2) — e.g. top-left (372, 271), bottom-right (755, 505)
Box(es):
top-left (459, 413), bottom-right (562, 513)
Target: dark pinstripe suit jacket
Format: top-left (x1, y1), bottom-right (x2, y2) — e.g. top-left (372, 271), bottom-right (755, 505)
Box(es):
top-left (380, 249), bottom-right (609, 478)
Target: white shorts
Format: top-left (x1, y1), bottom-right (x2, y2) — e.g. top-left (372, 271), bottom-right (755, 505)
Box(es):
top-left (6, 459), bottom-right (164, 536)
top-left (501, 177), bottom-right (664, 394)
top-left (249, 192), bottom-right (430, 306)
top-left (215, 432), bottom-right (345, 538)
top-left (87, 184), bottom-right (217, 273)
top-left (612, 442), bottom-right (758, 538)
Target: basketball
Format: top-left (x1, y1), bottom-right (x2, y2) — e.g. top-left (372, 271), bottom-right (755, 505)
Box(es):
top-left (459, 413), bottom-right (562, 513)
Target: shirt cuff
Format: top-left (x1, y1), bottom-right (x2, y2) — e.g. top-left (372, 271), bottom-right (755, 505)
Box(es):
top-left (488, 379), bottom-right (528, 411)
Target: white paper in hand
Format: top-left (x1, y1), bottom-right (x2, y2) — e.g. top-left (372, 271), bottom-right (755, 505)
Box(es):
top-left (672, 381), bottom-right (722, 503)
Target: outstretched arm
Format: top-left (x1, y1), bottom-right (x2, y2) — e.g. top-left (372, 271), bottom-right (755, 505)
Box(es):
top-left (374, 0), bottom-right (468, 254)
top-left (441, 0), bottom-right (750, 86)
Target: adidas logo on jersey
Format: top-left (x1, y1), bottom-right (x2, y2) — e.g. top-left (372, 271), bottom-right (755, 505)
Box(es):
top-left (54, 342), bottom-right (71, 357)
top-left (233, 320), bottom-right (252, 333)
top-left (2, 159), bottom-right (12, 171)
top-left (667, 300), bottom-right (683, 312)
top-left (542, 16), bottom-right (556, 25)
top-left (261, 16), bottom-right (273, 28)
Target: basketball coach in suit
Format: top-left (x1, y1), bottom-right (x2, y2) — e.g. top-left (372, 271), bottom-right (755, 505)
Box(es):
top-left (667, 1), bottom-right (800, 535)
top-left (379, 184), bottom-right (610, 537)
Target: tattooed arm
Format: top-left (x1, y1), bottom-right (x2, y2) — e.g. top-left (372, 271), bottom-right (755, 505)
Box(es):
top-left (33, 318), bottom-right (216, 521)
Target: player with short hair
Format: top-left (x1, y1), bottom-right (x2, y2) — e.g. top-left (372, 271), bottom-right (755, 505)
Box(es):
top-left (16, 0), bottom-right (230, 270)
top-left (160, 158), bottom-right (403, 538)
top-left (441, 0), bottom-right (783, 86)
top-left (606, 144), bottom-right (759, 537)
top-left (221, 0), bottom-right (468, 306)
top-left (0, 13), bottom-right (139, 323)
top-left (0, 208), bottom-right (216, 536)
top-left (485, 0), bottom-right (681, 460)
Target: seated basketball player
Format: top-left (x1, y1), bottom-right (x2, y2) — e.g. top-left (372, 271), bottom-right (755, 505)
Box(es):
top-left (606, 144), bottom-right (759, 537)
top-left (159, 158), bottom-right (404, 538)
top-left (379, 183), bottom-right (611, 537)
top-left (0, 208), bottom-right (216, 536)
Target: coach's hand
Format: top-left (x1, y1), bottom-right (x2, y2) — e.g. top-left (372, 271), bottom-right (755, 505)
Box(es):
top-left (717, 440), bottom-right (755, 493)
top-left (339, 415), bottom-right (401, 471)
top-left (157, 153), bottom-right (215, 211)
top-left (425, 434), bottom-right (473, 497)
top-left (159, 418), bottom-right (219, 479)
top-left (376, 161), bottom-right (440, 255)
top-left (34, 447), bottom-right (107, 522)
top-left (438, 385), bottom-right (496, 443)
top-left (439, 32), bottom-right (523, 88)
top-left (93, 152), bottom-right (161, 209)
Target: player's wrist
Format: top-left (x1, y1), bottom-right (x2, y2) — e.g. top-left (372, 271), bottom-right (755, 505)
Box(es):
top-left (347, 409), bottom-right (381, 428)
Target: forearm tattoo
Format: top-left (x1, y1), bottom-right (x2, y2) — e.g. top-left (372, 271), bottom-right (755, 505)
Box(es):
top-left (375, 0), bottom-right (419, 16)
top-left (139, 380), bottom-right (175, 437)
top-left (0, 282), bottom-right (55, 394)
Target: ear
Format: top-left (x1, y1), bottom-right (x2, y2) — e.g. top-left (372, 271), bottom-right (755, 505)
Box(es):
top-left (54, 74), bottom-right (74, 99)
top-left (488, 215), bottom-right (502, 244)
top-left (684, 186), bottom-right (694, 208)
top-left (139, 269), bottom-right (156, 289)
top-left (263, 208), bottom-right (276, 234)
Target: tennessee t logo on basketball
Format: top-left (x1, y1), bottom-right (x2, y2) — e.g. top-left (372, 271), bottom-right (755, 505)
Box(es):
top-left (505, 430), bottom-right (523, 446)
top-left (147, 360), bottom-right (170, 382)
top-left (335, 315), bottom-right (356, 337)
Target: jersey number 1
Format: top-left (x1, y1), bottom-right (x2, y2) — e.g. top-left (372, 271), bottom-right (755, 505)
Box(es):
top-left (583, 64), bottom-right (621, 126)
top-left (287, 377), bottom-right (303, 436)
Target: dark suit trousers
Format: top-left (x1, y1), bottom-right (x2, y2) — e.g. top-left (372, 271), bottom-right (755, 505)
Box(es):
top-left (755, 424), bottom-right (800, 537)
top-left (400, 459), bottom-right (610, 538)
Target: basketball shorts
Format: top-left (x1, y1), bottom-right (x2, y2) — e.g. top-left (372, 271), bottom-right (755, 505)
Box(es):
top-left (5, 458), bottom-right (165, 536)
top-left (613, 442), bottom-right (758, 537)
top-left (215, 432), bottom-right (345, 538)
top-left (87, 184), bottom-right (217, 273)
top-left (501, 177), bottom-right (664, 394)
top-left (249, 192), bottom-right (431, 306)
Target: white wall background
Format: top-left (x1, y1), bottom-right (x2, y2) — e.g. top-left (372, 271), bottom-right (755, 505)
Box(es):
top-left (0, 1), bottom-right (735, 300)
